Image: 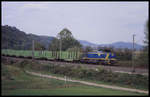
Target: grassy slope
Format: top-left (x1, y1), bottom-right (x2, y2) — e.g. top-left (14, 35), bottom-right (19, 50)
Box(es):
top-left (26, 64), bottom-right (148, 91)
top-left (2, 87), bottom-right (146, 96)
top-left (26, 69), bottom-right (144, 91)
top-left (1, 64), bottom-right (146, 96)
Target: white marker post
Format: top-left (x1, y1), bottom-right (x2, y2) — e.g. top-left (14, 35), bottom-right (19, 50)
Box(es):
top-left (65, 76), bottom-right (67, 88)
top-left (132, 34), bottom-right (136, 73)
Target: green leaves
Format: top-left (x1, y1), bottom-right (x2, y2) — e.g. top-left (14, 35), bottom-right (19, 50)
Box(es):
top-left (34, 41), bottom-right (46, 50)
top-left (49, 28), bottom-right (82, 51)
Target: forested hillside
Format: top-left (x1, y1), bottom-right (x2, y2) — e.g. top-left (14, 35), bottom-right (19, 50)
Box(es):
top-left (1, 25), bottom-right (143, 51)
top-left (2, 25), bottom-right (54, 50)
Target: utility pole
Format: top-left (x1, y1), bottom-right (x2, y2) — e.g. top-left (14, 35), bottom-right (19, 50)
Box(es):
top-left (132, 34), bottom-right (136, 73)
top-left (59, 37), bottom-right (62, 60)
top-left (32, 40), bottom-right (35, 60)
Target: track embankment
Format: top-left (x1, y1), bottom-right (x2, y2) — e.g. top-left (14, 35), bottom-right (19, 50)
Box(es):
top-left (2, 56), bottom-right (148, 76)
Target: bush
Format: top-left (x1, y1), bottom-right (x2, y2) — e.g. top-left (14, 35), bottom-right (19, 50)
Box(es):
top-left (36, 57), bottom-right (48, 60)
top-left (19, 60), bottom-right (30, 68)
top-left (97, 66), bottom-right (106, 73)
top-left (18, 56), bottom-right (25, 58)
top-left (1, 57), bottom-right (7, 64)
top-left (134, 51), bottom-right (149, 68)
top-left (26, 56), bottom-right (32, 59)
top-left (5, 58), bottom-right (148, 90)
top-left (47, 64), bottom-right (148, 89)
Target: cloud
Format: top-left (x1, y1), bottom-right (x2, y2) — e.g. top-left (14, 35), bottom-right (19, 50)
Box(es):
top-left (21, 3), bottom-right (49, 10)
top-left (1, 2), bottom-right (148, 45)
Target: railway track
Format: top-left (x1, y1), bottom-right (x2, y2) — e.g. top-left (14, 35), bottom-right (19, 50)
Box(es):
top-left (1, 55), bottom-right (148, 76)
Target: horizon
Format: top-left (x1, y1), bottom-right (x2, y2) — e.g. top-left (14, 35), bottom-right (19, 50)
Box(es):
top-left (2, 2), bottom-right (148, 45)
top-left (2, 24), bottom-right (145, 46)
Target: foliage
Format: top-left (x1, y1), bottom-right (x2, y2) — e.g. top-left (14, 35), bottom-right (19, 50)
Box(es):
top-left (117, 61), bottom-right (132, 67)
top-left (9, 58), bottom-right (147, 90)
top-left (67, 46), bottom-right (83, 52)
top-left (49, 65), bottom-right (148, 89)
top-left (143, 20), bottom-right (149, 49)
top-left (55, 28), bottom-right (82, 51)
top-left (98, 46), bottom-right (114, 52)
top-left (134, 51), bottom-right (149, 68)
top-left (34, 41), bottom-right (46, 50)
top-left (2, 25), bottom-right (28, 50)
top-left (48, 38), bottom-right (60, 51)
top-left (2, 25), bottom-right (54, 50)
top-left (2, 63), bottom-right (145, 96)
top-left (135, 20), bottom-right (149, 67)
top-left (113, 48), bottom-right (132, 61)
top-left (83, 46), bottom-right (93, 52)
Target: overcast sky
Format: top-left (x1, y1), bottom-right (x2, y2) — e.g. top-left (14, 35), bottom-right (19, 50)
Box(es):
top-left (2, 2), bottom-right (149, 45)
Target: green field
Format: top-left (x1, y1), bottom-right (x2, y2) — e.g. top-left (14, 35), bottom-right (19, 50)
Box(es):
top-left (1, 63), bottom-right (147, 96)
top-left (3, 87), bottom-right (146, 96)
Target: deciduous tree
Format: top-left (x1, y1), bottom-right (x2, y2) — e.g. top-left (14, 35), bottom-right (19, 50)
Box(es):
top-left (57, 28), bottom-right (82, 51)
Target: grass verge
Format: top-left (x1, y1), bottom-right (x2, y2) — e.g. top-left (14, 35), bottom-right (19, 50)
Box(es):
top-left (1, 63), bottom-right (147, 96)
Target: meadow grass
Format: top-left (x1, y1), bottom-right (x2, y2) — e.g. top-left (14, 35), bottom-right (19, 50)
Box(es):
top-left (1, 64), bottom-right (147, 96)
top-left (2, 86), bottom-right (146, 96)
top-left (25, 64), bottom-right (148, 91)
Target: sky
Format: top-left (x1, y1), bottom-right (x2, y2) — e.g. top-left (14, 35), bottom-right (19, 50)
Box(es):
top-left (2, 2), bottom-right (149, 45)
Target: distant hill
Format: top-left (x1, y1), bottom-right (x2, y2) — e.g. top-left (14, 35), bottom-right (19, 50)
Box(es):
top-left (27, 34), bottom-right (54, 49)
top-left (99, 41), bottom-right (143, 50)
top-left (2, 25), bottom-right (143, 50)
top-left (79, 40), bottom-right (143, 50)
top-left (79, 40), bottom-right (97, 47)
top-left (2, 25), bottom-right (54, 50)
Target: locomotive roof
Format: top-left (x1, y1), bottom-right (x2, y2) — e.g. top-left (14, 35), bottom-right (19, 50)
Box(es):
top-left (88, 51), bottom-right (105, 53)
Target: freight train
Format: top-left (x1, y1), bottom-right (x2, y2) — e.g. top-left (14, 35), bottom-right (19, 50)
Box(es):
top-left (2, 49), bottom-right (117, 65)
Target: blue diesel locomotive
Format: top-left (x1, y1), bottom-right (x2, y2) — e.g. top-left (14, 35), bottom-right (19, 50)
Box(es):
top-left (80, 51), bottom-right (117, 65)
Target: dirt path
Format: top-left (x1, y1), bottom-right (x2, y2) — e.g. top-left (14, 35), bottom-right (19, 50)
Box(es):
top-left (25, 71), bottom-right (148, 94)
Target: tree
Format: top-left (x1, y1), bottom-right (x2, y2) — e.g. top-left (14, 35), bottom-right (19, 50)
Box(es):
top-left (48, 38), bottom-right (59, 51)
top-left (67, 46), bottom-right (83, 52)
top-left (34, 41), bottom-right (46, 51)
top-left (143, 20), bottom-right (149, 50)
top-left (84, 46), bottom-right (93, 53)
top-left (97, 46), bottom-right (113, 52)
top-left (2, 25), bottom-right (28, 50)
top-left (134, 20), bottom-right (149, 67)
top-left (57, 28), bottom-right (82, 51)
